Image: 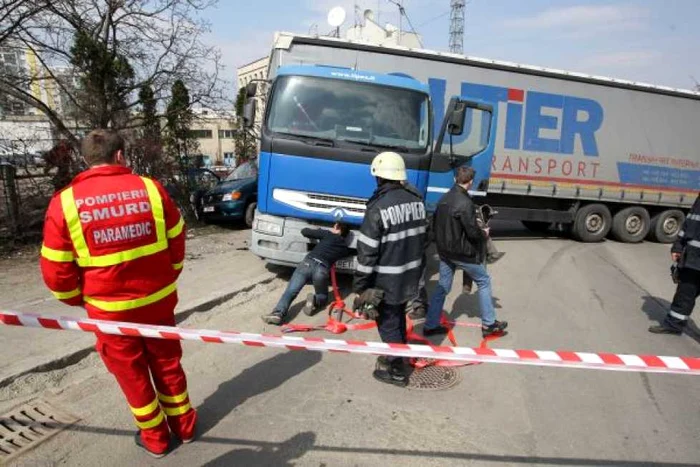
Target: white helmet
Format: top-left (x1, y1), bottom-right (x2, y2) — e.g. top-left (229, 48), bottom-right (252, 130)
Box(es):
top-left (370, 151), bottom-right (407, 181)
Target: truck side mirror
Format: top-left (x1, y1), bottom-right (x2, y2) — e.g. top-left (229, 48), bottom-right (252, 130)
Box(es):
top-left (245, 82), bottom-right (258, 98)
top-left (243, 99), bottom-right (257, 128)
top-left (448, 101), bottom-right (467, 135)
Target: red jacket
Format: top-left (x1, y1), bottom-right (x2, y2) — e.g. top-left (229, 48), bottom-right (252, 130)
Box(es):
top-left (40, 165), bottom-right (185, 323)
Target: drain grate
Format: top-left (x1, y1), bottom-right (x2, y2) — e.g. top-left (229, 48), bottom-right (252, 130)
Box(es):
top-left (0, 399), bottom-right (79, 463)
top-left (408, 365), bottom-right (461, 390)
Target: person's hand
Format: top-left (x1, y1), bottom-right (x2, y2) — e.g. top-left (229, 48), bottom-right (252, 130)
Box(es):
top-left (482, 227), bottom-right (490, 237)
top-left (672, 252), bottom-right (681, 262)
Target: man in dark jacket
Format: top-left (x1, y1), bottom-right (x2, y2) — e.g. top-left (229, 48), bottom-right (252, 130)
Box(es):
top-left (425, 166), bottom-right (508, 337)
top-left (353, 151), bottom-right (427, 387)
top-left (262, 223), bottom-right (350, 325)
top-left (650, 195), bottom-right (700, 334)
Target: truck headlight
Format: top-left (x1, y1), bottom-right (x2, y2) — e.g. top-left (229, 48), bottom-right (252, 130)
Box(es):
top-left (222, 191), bottom-right (242, 201)
top-left (255, 219), bottom-right (283, 236)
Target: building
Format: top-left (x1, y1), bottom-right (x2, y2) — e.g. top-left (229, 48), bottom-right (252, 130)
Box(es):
top-left (189, 108), bottom-right (239, 168)
top-left (236, 56), bottom-right (268, 130)
top-left (0, 43), bottom-right (78, 118)
top-left (345, 9), bottom-right (422, 48)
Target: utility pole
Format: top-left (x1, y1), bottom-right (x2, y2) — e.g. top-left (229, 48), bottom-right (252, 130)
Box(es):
top-left (449, 0), bottom-right (465, 54)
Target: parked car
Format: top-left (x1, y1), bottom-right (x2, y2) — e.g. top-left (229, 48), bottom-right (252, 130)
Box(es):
top-left (164, 168), bottom-right (221, 220)
top-left (200, 160), bottom-right (258, 227)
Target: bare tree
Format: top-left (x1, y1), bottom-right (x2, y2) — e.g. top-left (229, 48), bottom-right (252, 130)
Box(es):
top-left (0, 0), bottom-right (225, 144)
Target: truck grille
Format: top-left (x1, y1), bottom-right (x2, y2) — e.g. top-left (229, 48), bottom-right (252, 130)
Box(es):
top-left (273, 189), bottom-right (367, 217)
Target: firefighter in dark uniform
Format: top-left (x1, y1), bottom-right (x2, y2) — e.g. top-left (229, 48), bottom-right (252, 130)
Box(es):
top-left (650, 195), bottom-right (700, 334)
top-left (353, 152), bottom-right (427, 387)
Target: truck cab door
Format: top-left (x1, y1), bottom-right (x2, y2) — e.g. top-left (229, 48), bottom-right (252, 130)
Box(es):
top-left (426, 97), bottom-right (496, 210)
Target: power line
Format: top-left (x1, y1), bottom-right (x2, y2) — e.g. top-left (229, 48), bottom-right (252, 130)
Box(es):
top-left (417, 10), bottom-right (451, 28)
top-left (387, 0), bottom-right (424, 48)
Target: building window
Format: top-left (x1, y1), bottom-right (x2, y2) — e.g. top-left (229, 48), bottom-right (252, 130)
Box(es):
top-left (223, 152), bottom-right (235, 167)
top-left (189, 129), bottom-right (212, 139)
top-left (218, 129), bottom-right (235, 139)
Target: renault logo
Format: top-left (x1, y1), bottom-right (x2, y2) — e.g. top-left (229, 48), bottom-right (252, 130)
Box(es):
top-left (331, 208), bottom-right (345, 220)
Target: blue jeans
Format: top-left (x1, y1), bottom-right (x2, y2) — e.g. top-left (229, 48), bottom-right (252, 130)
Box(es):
top-left (426, 259), bottom-right (496, 328)
top-left (274, 259), bottom-right (330, 315)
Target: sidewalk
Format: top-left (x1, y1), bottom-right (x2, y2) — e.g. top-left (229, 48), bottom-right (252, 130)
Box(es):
top-left (0, 228), bottom-right (277, 386)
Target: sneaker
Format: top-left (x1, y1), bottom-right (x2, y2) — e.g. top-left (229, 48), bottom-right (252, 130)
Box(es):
top-left (134, 431), bottom-right (168, 459)
top-left (302, 294), bottom-right (318, 316)
top-left (372, 362), bottom-right (409, 387)
top-left (482, 320), bottom-right (508, 337)
top-left (423, 325), bottom-right (449, 336)
top-left (486, 252), bottom-right (506, 264)
top-left (648, 324), bottom-right (682, 335)
top-left (261, 310), bottom-right (285, 325)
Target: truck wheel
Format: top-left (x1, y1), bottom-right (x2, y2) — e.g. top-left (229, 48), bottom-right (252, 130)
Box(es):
top-left (522, 221), bottom-right (551, 233)
top-left (572, 204), bottom-right (612, 242)
top-left (245, 202), bottom-right (257, 228)
top-left (647, 209), bottom-right (684, 243)
top-left (611, 206), bottom-right (650, 243)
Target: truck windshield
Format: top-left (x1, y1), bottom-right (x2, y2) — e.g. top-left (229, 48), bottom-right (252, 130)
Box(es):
top-left (266, 75), bottom-right (430, 152)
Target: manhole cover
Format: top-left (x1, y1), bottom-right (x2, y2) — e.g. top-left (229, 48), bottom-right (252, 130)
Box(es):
top-left (0, 399), bottom-right (79, 463)
top-left (408, 365), bottom-right (461, 390)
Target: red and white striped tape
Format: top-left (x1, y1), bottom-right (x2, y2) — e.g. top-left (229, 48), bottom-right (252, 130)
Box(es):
top-left (2, 310), bottom-right (699, 375)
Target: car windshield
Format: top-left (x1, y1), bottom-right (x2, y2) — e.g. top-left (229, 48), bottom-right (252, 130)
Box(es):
top-left (266, 75), bottom-right (430, 152)
top-left (225, 161), bottom-right (257, 181)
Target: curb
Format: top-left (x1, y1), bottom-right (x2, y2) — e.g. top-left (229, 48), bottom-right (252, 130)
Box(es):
top-left (0, 271), bottom-right (278, 389)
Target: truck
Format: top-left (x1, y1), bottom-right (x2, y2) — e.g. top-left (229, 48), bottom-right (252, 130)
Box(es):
top-left (245, 32), bottom-right (700, 268)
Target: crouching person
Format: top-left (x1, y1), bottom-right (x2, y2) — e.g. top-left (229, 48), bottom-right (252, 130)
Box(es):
top-left (262, 223), bottom-right (350, 325)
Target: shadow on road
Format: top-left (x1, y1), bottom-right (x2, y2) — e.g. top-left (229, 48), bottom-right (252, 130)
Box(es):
top-left (202, 432), bottom-right (316, 466)
top-left (196, 350), bottom-right (322, 436)
top-left (641, 295), bottom-right (700, 347)
top-left (57, 423), bottom-right (700, 467)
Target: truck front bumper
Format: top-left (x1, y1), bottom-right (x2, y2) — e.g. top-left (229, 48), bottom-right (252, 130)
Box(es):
top-left (250, 211), bottom-right (357, 271)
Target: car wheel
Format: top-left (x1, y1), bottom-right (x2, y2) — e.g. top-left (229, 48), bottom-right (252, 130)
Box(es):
top-left (245, 202), bottom-right (257, 228)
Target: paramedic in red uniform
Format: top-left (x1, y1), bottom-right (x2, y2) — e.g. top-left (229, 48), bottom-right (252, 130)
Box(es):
top-left (39, 129), bottom-right (196, 458)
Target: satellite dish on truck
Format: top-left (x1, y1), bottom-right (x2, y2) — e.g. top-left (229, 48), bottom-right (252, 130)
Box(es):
top-left (328, 6), bottom-right (346, 37)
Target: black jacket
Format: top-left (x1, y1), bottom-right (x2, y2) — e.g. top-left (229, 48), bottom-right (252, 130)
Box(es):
top-left (353, 182), bottom-right (427, 305)
top-left (432, 184), bottom-right (487, 264)
top-left (303, 228), bottom-right (351, 267)
top-left (672, 195), bottom-right (700, 271)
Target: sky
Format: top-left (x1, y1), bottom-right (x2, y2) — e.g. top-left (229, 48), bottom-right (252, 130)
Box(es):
top-left (201, 0), bottom-right (700, 93)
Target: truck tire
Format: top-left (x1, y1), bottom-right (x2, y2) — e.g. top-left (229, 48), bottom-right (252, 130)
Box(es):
top-left (245, 202), bottom-right (257, 228)
top-left (611, 206), bottom-right (650, 243)
top-left (647, 209), bottom-right (685, 243)
top-left (572, 204), bottom-right (612, 242)
top-left (522, 221), bottom-right (551, 233)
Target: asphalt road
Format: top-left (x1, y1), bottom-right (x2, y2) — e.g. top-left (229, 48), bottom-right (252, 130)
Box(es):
top-left (2, 222), bottom-right (699, 466)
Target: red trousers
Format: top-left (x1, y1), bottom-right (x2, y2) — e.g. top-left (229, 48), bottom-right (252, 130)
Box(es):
top-left (95, 310), bottom-right (197, 454)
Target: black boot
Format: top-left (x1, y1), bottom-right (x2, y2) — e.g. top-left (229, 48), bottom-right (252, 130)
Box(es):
top-left (373, 358), bottom-right (409, 387)
top-left (648, 324), bottom-right (682, 335)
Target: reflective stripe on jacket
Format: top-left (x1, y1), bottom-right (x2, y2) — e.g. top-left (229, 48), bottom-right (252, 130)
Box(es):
top-left (40, 165), bottom-right (186, 319)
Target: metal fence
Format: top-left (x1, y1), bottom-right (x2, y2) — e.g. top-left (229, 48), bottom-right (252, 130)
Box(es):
top-left (0, 163), bottom-right (54, 248)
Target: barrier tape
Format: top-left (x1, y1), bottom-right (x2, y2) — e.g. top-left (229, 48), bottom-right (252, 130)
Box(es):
top-left (281, 265), bottom-right (490, 368)
top-left (2, 310), bottom-right (699, 375)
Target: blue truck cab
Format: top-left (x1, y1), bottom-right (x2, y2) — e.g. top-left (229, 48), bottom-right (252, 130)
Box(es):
top-left (247, 64), bottom-right (495, 268)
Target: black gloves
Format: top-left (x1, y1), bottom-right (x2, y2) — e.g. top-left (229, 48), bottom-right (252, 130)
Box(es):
top-left (352, 288), bottom-right (384, 320)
